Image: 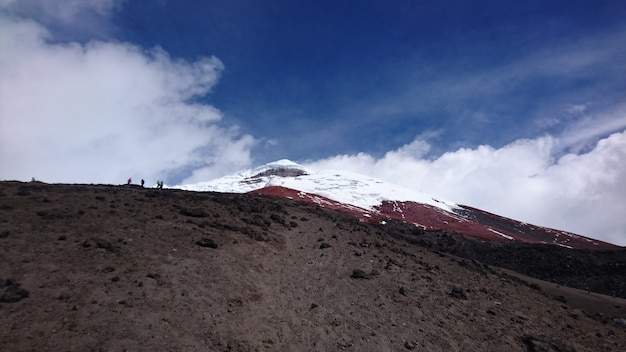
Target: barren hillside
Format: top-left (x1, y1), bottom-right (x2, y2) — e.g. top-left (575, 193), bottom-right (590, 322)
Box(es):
top-left (1, 181), bottom-right (625, 351)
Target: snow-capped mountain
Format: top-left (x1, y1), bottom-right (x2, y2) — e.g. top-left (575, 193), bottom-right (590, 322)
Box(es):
top-left (176, 159), bottom-right (620, 250)
top-left (177, 159), bottom-right (458, 213)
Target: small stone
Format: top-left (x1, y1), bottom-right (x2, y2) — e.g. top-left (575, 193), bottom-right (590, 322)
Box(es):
top-left (404, 340), bottom-right (416, 350)
top-left (58, 293), bottom-right (71, 300)
top-left (319, 242), bottom-right (332, 249)
top-left (196, 238), bottom-right (218, 248)
top-left (351, 269), bottom-right (370, 279)
top-left (1, 283), bottom-right (29, 303)
top-left (449, 286), bottom-right (467, 299)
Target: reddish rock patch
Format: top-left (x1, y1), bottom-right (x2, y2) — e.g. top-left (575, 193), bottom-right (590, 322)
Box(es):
top-left (251, 186), bottom-right (621, 251)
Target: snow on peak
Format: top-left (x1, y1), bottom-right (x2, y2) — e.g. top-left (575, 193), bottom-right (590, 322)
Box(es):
top-left (175, 159), bottom-right (458, 213)
top-left (248, 159), bottom-right (310, 177)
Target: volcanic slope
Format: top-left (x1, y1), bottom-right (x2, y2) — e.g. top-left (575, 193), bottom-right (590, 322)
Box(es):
top-left (1, 181), bottom-right (625, 351)
top-left (178, 159), bottom-right (619, 250)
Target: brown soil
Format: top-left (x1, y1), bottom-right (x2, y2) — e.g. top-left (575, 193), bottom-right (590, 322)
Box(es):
top-left (1, 181), bottom-right (625, 351)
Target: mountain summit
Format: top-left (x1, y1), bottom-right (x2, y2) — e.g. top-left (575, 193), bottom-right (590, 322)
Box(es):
top-left (177, 160), bottom-right (620, 250)
top-left (178, 159), bottom-right (458, 212)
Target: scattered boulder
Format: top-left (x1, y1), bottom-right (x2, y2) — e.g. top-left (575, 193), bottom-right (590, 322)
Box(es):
top-left (179, 208), bottom-right (208, 218)
top-left (319, 242), bottom-right (332, 249)
top-left (58, 293), bottom-right (71, 301)
top-left (1, 279), bottom-right (29, 303)
top-left (521, 335), bottom-right (575, 352)
top-left (350, 269), bottom-right (370, 279)
top-left (404, 340), bottom-right (416, 350)
top-left (82, 238), bottom-right (117, 252)
top-left (449, 286), bottom-right (467, 299)
top-left (270, 214), bottom-right (285, 225)
top-left (196, 238), bottom-right (218, 249)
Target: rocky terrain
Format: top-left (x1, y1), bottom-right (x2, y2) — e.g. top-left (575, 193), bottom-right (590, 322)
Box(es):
top-left (1, 181), bottom-right (625, 351)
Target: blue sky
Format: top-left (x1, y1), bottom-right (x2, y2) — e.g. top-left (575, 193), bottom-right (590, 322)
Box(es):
top-left (112, 0), bottom-right (626, 161)
top-left (1, 0), bottom-right (626, 245)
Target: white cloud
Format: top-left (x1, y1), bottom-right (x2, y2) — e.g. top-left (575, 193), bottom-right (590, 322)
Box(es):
top-left (556, 105), bottom-right (626, 154)
top-left (305, 126), bottom-right (626, 246)
top-left (1, 0), bottom-right (125, 39)
top-left (10, 0), bottom-right (122, 21)
top-left (0, 11), bottom-right (255, 185)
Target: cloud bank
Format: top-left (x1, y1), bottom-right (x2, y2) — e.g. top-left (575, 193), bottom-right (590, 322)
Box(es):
top-left (0, 5), bottom-right (255, 185)
top-left (304, 123), bottom-right (626, 246)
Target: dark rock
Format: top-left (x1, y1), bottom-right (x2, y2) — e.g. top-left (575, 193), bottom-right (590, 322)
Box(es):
top-left (449, 286), bottom-right (467, 299)
top-left (1, 282), bottom-right (29, 303)
top-left (0, 231), bottom-right (9, 239)
top-left (95, 239), bottom-right (116, 252)
top-left (179, 208), bottom-right (208, 218)
top-left (111, 276), bottom-right (120, 282)
top-left (57, 235), bottom-right (67, 241)
top-left (404, 340), bottom-right (416, 350)
top-left (350, 269), bottom-right (370, 279)
top-left (521, 335), bottom-right (575, 352)
top-left (58, 293), bottom-right (71, 300)
top-left (399, 286), bottom-right (407, 296)
top-left (319, 242), bottom-right (332, 249)
top-left (196, 238), bottom-right (218, 248)
top-left (270, 214), bottom-right (285, 225)
top-left (82, 238), bottom-right (116, 252)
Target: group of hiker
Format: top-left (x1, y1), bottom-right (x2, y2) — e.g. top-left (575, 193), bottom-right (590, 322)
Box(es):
top-left (126, 177), bottom-right (164, 189)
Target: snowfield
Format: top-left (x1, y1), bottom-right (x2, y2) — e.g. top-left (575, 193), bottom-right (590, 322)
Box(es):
top-left (175, 159), bottom-right (459, 213)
